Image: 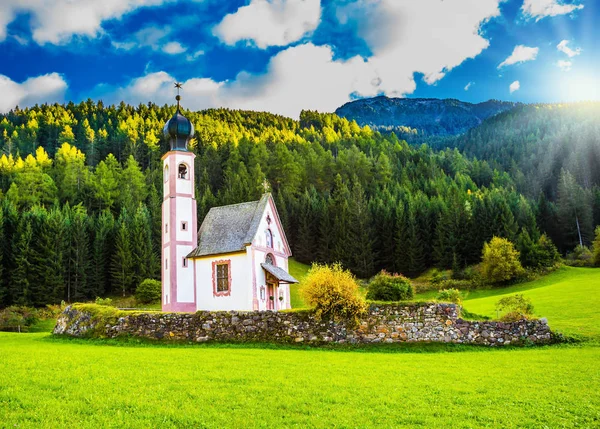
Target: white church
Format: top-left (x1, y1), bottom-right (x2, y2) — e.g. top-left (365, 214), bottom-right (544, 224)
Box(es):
top-left (161, 93), bottom-right (298, 313)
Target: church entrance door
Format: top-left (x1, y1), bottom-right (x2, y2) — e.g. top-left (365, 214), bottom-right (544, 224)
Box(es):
top-left (267, 283), bottom-right (276, 310)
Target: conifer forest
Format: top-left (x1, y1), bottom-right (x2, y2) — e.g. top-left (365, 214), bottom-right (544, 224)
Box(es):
top-left (0, 100), bottom-right (598, 307)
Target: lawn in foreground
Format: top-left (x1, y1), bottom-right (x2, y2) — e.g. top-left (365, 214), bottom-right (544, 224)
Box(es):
top-left (1, 333), bottom-right (599, 428)
top-left (463, 267), bottom-right (600, 340)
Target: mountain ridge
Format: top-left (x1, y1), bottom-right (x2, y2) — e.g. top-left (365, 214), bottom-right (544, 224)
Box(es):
top-left (335, 96), bottom-right (519, 136)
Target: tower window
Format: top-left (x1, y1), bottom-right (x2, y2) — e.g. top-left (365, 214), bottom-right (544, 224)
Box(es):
top-left (165, 223), bottom-right (168, 234)
top-left (165, 258), bottom-right (168, 270)
top-left (181, 221), bottom-right (188, 231)
top-left (178, 163), bottom-right (189, 180)
top-left (182, 258), bottom-right (188, 268)
top-left (164, 165), bottom-right (169, 182)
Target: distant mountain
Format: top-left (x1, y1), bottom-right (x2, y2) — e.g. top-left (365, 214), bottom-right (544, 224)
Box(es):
top-left (335, 96), bottom-right (518, 136)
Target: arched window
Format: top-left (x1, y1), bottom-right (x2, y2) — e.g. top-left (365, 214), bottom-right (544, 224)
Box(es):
top-left (266, 229), bottom-right (273, 248)
top-left (178, 163), bottom-right (189, 180)
top-left (265, 253), bottom-right (275, 266)
top-left (164, 165), bottom-right (169, 182)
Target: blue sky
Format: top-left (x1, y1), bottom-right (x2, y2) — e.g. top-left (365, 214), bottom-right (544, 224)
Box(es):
top-left (0, 0), bottom-right (596, 117)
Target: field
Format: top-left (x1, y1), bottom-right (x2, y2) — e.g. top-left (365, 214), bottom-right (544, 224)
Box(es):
top-left (1, 266), bottom-right (600, 428)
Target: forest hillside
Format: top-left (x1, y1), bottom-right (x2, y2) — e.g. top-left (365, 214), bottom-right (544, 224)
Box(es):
top-left (0, 101), bottom-right (593, 306)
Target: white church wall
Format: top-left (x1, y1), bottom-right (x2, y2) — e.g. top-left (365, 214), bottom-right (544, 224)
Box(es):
top-left (249, 200), bottom-right (293, 310)
top-left (177, 245), bottom-right (195, 303)
top-left (194, 252), bottom-right (253, 311)
top-left (163, 247), bottom-right (170, 305)
top-left (175, 198), bottom-right (194, 243)
top-left (162, 201), bottom-right (170, 245)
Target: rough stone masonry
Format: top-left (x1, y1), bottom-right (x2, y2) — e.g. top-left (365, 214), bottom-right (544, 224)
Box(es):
top-left (54, 303), bottom-right (556, 346)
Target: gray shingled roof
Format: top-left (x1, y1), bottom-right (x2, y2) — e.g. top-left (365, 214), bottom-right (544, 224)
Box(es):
top-left (188, 194), bottom-right (270, 258)
top-left (261, 263), bottom-right (299, 283)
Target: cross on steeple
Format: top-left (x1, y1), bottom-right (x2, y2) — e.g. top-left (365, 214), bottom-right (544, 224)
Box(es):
top-left (174, 82), bottom-right (183, 109)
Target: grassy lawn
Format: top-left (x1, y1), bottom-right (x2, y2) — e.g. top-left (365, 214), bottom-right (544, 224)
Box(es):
top-left (1, 333), bottom-right (599, 428)
top-left (2, 265), bottom-right (600, 428)
top-left (462, 267), bottom-right (600, 340)
top-left (288, 258), bottom-right (310, 308)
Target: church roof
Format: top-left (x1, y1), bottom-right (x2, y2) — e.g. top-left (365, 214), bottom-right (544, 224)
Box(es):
top-left (188, 193), bottom-right (271, 258)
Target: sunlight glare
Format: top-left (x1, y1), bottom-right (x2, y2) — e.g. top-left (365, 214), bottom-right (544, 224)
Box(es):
top-left (557, 71), bottom-right (600, 102)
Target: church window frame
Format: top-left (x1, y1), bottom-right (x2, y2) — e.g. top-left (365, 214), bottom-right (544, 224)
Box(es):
top-left (265, 253), bottom-right (276, 266)
top-left (266, 229), bottom-right (273, 248)
top-left (212, 259), bottom-right (232, 297)
top-left (181, 221), bottom-right (188, 231)
top-left (182, 257), bottom-right (188, 268)
top-left (164, 165), bottom-right (169, 183)
top-left (178, 163), bottom-right (189, 180)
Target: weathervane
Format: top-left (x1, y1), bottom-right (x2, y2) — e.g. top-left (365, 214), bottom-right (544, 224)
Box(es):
top-left (174, 82), bottom-right (183, 109)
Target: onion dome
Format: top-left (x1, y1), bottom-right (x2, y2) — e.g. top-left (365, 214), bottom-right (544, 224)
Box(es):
top-left (163, 92), bottom-right (194, 151)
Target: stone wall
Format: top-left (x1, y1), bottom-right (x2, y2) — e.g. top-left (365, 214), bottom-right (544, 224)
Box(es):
top-left (54, 303), bottom-right (555, 346)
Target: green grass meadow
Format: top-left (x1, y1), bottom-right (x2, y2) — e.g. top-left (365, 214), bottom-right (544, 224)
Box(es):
top-left (1, 265), bottom-right (600, 428)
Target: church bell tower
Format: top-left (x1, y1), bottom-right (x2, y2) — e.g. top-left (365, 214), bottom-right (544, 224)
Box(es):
top-left (161, 83), bottom-right (197, 312)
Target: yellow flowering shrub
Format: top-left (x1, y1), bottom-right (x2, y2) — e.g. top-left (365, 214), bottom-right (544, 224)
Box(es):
top-left (301, 263), bottom-right (366, 326)
top-left (481, 237), bottom-right (525, 284)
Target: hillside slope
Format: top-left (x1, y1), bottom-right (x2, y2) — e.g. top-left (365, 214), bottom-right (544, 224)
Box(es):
top-left (335, 96), bottom-right (517, 136)
top-left (463, 267), bottom-right (600, 340)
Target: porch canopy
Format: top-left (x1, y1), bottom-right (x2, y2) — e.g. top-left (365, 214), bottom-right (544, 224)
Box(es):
top-left (261, 263), bottom-right (299, 284)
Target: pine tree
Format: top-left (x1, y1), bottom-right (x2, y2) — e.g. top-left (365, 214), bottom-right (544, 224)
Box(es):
top-left (132, 204), bottom-right (154, 286)
top-left (89, 210), bottom-right (114, 297)
top-left (10, 217), bottom-right (34, 306)
top-left (64, 204), bottom-right (91, 301)
top-left (347, 181), bottom-right (375, 278)
top-left (111, 210), bottom-right (134, 296)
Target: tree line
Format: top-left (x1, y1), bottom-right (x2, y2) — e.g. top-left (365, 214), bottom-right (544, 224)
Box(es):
top-left (0, 101), bottom-right (584, 306)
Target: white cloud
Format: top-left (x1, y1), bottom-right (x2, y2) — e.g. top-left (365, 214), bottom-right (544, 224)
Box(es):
top-left (213, 0), bottom-right (322, 49)
top-left (522, 0), bottom-right (584, 21)
top-left (96, 0), bottom-right (505, 118)
top-left (464, 82), bottom-right (474, 91)
top-left (557, 40), bottom-right (581, 57)
top-left (186, 49), bottom-right (206, 62)
top-left (0, 73), bottom-right (68, 113)
top-left (556, 60), bottom-right (572, 71)
top-left (510, 80), bottom-right (520, 93)
top-left (112, 25), bottom-right (188, 55)
top-left (498, 45), bottom-right (539, 68)
top-left (162, 41), bottom-right (187, 55)
top-left (0, 0), bottom-right (171, 45)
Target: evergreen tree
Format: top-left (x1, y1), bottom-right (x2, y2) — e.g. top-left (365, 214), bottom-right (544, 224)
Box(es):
top-left (347, 181), bottom-right (375, 278)
top-left (111, 210), bottom-right (134, 296)
top-left (64, 204), bottom-right (91, 301)
top-left (132, 204), bottom-right (155, 286)
top-left (89, 210), bottom-right (115, 297)
top-left (31, 207), bottom-right (66, 304)
top-left (10, 217), bottom-right (34, 305)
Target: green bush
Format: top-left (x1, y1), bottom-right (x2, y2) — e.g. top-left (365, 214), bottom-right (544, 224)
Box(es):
top-left (437, 278), bottom-right (479, 291)
top-left (301, 263), bottom-right (366, 325)
top-left (518, 231), bottom-right (561, 269)
top-left (135, 279), bottom-right (162, 304)
top-left (95, 297), bottom-right (113, 306)
top-left (430, 269), bottom-right (449, 284)
top-left (366, 271), bottom-right (414, 301)
top-left (565, 245), bottom-right (593, 267)
top-left (436, 289), bottom-right (463, 305)
top-left (481, 237), bottom-right (525, 284)
top-left (495, 294), bottom-right (535, 322)
top-left (0, 306), bottom-right (39, 332)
